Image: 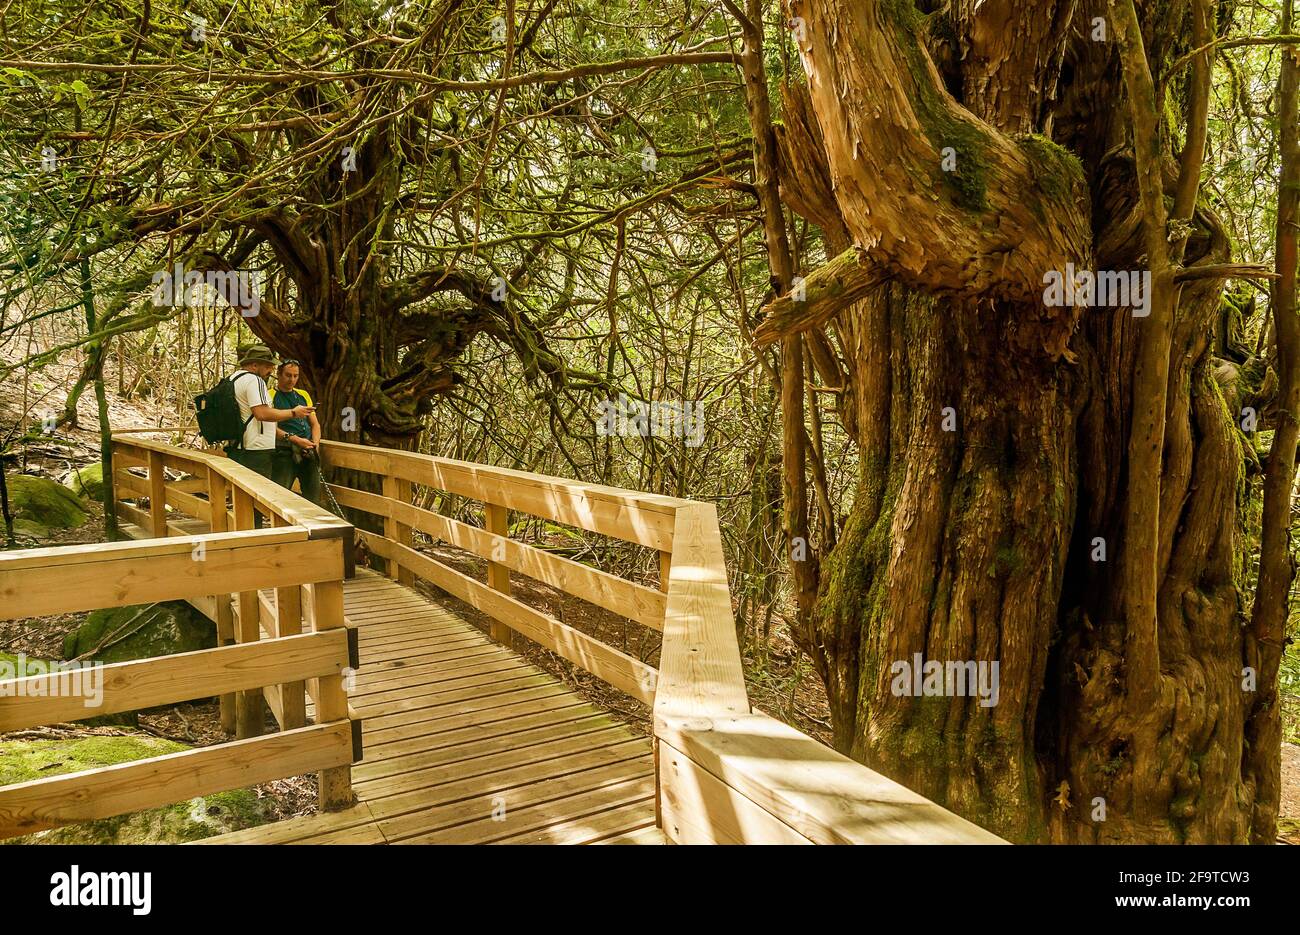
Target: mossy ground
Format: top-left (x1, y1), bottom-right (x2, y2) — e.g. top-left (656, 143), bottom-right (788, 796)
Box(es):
top-left (0, 734), bottom-right (271, 843)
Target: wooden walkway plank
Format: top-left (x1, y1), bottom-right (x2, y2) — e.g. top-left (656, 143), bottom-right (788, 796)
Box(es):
top-left (361, 740), bottom-right (653, 829)
top-left (362, 689), bottom-right (590, 750)
top-left (360, 684), bottom-right (578, 743)
top-left (394, 767), bottom-right (656, 844)
top-left (492, 799), bottom-right (659, 845)
top-left (353, 702), bottom-right (605, 766)
top-left (354, 726), bottom-right (639, 797)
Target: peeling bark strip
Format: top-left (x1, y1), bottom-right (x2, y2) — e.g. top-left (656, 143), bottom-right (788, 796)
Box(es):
top-left (752, 246), bottom-right (881, 346)
top-left (784, 0), bottom-right (1091, 305)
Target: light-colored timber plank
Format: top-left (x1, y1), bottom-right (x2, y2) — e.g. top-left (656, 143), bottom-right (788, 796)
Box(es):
top-left (356, 644), bottom-right (505, 675)
top-left (332, 485), bottom-right (666, 630)
top-left (0, 534), bottom-right (342, 621)
top-left (295, 823), bottom-right (388, 845)
top-left (658, 737), bottom-right (812, 845)
top-left (350, 659), bottom-right (536, 700)
top-left (392, 766), bottom-right (656, 844)
top-left (0, 723), bottom-right (352, 838)
top-left (355, 641), bottom-right (497, 670)
top-left (355, 627), bottom-right (487, 651)
top-left (353, 647), bottom-right (526, 681)
top-left (355, 675), bottom-right (561, 728)
top-left (321, 441), bottom-right (683, 551)
top-left (653, 501), bottom-right (749, 723)
top-left (360, 532), bottom-right (657, 704)
top-left (0, 631), bottom-right (349, 732)
top-left (351, 632), bottom-right (491, 663)
top-left (660, 712), bottom-right (1004, 845)
top-left (354, 702), bottom-right (604, 765)
top-left (350, 620), bottom-right (479, 641)
top-left (361, 692), bottom-right (591, 743)
top-left (593, 824), bottom-right (670, 845)
top-left (348, 673), bottom-right (555, 719)
top-left (197, 801), bottom-right (380, 845)
top-left (491, 799), bottom-right (657, 845)
top-left (353, 716), bottom-right (620, 786)
top-left (357, 634), bottom-right (489, 663)
top-left (372, 749), bottom-right (654, 837)
top-left (361, 745), bottom-right (652, 834)
top-left (361, 687), bottom-right (584, 749)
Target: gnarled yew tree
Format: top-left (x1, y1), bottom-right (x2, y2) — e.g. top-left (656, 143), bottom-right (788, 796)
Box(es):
top-left (755, 0), bottom-right (1289, 842)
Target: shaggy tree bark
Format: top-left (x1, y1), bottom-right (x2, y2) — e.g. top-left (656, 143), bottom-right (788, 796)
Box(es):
top-left (758, 0), bottom-right (1279, 842)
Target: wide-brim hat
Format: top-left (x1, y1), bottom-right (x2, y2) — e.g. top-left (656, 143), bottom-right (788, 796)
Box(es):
top-left (237, 342), bottom-right (275, 364)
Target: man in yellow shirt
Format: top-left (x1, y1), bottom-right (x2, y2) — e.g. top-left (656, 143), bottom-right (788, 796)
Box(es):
top-left (269, 359), bottom-right (323, 503)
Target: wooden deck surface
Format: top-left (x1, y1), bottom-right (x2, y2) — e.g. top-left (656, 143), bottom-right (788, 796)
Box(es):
top-left (201, 570), bottom-right (663, 844)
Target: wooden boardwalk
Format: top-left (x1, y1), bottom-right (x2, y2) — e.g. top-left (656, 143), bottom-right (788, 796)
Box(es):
top-left (1, 436), bottom-right (999, 846)
top-left (203, 570), bottom-right (664, 845)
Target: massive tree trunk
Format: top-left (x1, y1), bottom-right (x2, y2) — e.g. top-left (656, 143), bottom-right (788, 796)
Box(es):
top-left (762, 0), bottom-right (1275, 842)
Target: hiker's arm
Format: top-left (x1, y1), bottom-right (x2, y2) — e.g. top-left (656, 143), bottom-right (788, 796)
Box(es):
top-left (308, 410), bottom-right (321, 446)
top-left (250, 403), bottom-right (313, 422)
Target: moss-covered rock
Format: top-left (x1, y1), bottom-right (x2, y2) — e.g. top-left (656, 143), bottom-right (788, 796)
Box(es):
top-left (0, 650), bottom-right (137, 726)
top-left (62, 601), bottom-right (215, 664)
top-left (64, 462), bottom-right (105, 501)
top-left (0, 734), bottom-right (271, 843)
top-left (4, 474), bottom-right (88, 534)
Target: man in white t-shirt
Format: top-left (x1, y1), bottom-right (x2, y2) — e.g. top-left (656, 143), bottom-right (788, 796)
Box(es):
top-left (227, 343), bottom-right (314, 487)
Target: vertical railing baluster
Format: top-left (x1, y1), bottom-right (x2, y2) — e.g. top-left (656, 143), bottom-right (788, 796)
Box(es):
top-left (485, 503), bottom-right (511, 647)
top-left (382, 472), bottom-right (414, 586)
top-left (312, 577), bottom-right (353, 810)
top-left (273, 513), bottom-right (307, 729)
top-left (232, 486), bottom-right (264, 738)
top-left (207, 467), bottom-right (237, 734)
top-left (148, 450), bottom-right (167, 537)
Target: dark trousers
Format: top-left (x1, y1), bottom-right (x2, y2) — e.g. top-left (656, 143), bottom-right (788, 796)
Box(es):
top-left (225, 447), bottom-right (273, 527)
top-left (272, 446), bottom-right (322, 504)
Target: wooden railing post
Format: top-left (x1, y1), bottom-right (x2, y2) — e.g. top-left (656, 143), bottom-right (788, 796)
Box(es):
top-left (232, 487), bottom-right (265, 738)
top-left (147, 450), bottom-right (167, 537)
top-left (273, 514), bottom-right (307, 729)
top-left (654, 547), bottom-right (672, 830)
top-left (312, 577), bottom-right (353, 811)
top-left (485, 502), bottom-right (511, 646)
top-left (207, 468), bottom-right (237, 734)
top-left (382, 474), bottom-right (413, 586)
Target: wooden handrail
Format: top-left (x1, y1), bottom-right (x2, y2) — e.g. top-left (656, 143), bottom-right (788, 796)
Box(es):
top-left (0, 527), bottom-right (339, 620)
top-left (652, 501), bottom-right (1003, 844)
top-left (320, 440), bottom-right (685, 551)
top-left (115, 436), bottom-right (349, 539)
